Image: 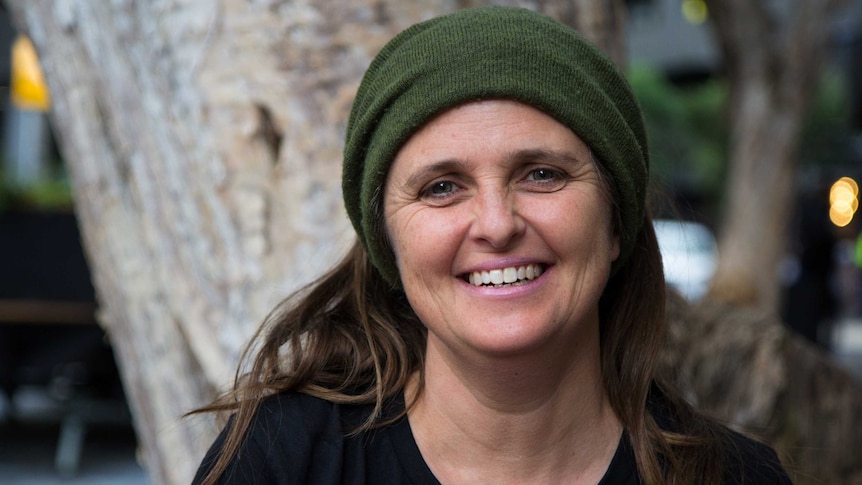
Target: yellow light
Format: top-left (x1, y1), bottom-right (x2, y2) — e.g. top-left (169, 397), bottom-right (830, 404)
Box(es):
top-left (831, 205), bottom-right (854, 227)
top-left (11, 35), bottom-right (50, 111)
top-left (829, 176), bottom-right (859, 227)
top-left (839, 176), bottom-right (859, 195)
top-left (831, 185), bottom-right (856, 205)
top-left (833, 197), bottom-right (859, 213)
top-left (682, 0), bottom-right (708, 25)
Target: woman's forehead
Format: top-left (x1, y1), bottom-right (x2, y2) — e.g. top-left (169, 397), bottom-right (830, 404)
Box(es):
top-left (392, 99), bottom-right (591, 163)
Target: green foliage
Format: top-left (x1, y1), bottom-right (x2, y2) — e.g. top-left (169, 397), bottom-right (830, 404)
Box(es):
top-left (627, 64), bottom-right (728, 199)
top-left (0, 167), bottom-right (74, 213)
top-left (628, 65), bottom-right (854, 217)
top-left (799, 70), bottom-right (853, 170)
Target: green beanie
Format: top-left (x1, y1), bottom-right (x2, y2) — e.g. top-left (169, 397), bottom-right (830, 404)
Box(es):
top-left (343, 6), bottom-right (649, 286)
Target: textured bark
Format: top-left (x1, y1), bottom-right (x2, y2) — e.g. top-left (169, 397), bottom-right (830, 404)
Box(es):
top-left (663, 293), bottom-right (862, 485)
top-left (705, 0), bottom-right (843, 311)
top-left (3, 1), bottom-right (623, 483)
top-left (4, 2), bottom-right (411, 483)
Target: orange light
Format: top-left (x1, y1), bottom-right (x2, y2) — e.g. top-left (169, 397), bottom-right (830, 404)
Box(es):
top-left (11, 35), bottom-right (50, 111)
top-left (831, 205), bottom-right (854, 227)
top-left (830, 176), bottom-right (859, 227)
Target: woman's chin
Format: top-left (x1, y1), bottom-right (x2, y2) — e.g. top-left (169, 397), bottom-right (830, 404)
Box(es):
top-left (432, 322), bottom-right (566, 359)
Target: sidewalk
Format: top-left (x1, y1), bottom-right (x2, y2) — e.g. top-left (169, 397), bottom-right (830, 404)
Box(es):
top-left (0, 387), bottom-right (147, 485)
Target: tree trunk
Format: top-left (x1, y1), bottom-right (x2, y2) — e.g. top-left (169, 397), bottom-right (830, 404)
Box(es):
top-left (3, 1), bottom-right (623, 482)
top-left (705, 0), bottom-right (842, 312)
top-left (663, 292), bottom-right (862, 484)
top-left (546, 0), bottom-right (627, 66)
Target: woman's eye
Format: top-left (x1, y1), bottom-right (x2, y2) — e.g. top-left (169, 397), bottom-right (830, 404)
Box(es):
top-left (431, 181), bottom-right (454, 194)
top-left (528, 168), bottom-right (557, 181)
top-left (421, 180), bottom-right (458, 199)
top-left (523, 167), bottom-right (567, 191)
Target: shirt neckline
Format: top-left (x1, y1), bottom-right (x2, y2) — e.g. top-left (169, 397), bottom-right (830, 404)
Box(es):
top-left (384, 394), bottom-right (636, 485)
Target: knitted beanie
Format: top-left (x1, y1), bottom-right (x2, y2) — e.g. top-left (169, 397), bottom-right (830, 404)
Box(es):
top-left (343, 6), bottom-right (649, 286)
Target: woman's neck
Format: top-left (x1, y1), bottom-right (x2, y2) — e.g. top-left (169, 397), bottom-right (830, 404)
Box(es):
top-left (405, 334), bottom-right (623, 485)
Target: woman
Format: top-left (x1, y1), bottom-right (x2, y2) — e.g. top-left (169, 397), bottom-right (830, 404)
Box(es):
top-left (194, 7), bottom-right (791, 484)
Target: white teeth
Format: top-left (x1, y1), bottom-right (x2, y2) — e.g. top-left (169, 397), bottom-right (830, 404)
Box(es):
top-left (468, 264), bottom-right (544, 287)
top-left (503, 267), bottom-right (517, 283)
top-left (489, 269), bottom-right (504, 285)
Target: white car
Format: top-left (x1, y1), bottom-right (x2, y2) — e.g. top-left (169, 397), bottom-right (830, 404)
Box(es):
top-left (653, 219), bottom-right (718, 301)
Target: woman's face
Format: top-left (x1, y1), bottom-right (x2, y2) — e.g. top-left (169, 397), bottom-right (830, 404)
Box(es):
top-left (384, 100), bottom-right (619, 359)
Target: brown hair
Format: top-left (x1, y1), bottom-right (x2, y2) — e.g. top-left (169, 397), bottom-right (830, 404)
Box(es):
top-left (599, 211), bottom-right (730, 484)
top-left (193, 160), bottom-right (730, 485)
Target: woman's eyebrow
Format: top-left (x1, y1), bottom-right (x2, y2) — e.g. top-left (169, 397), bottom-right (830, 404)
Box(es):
top-left (506, 148), bottom-right (588, 168)
top-left (399, 149), bottom-right (587, 188)
top-left (402, 159), bottom-right (469, 188)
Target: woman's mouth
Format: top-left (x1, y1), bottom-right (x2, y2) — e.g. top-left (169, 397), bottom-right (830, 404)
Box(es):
top-left (464, 263), bottom-right (545, 287)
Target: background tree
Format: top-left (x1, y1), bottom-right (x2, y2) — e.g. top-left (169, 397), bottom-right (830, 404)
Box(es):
top-left (5, 1), bottom-right (861, 484)
top-left (705, 0), bottom-right (846, 311)
top-left (2, 1), bottom-right (625, 483)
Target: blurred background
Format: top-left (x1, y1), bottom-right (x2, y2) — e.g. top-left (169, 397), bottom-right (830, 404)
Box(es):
top-left (0, 2), bottom-right (147, 483)
top-left (0, 0), bottom-right (860, 483)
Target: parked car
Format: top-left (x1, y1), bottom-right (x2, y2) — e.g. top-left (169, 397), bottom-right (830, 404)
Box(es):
top-left (653, 219), bottom-right (718, 301)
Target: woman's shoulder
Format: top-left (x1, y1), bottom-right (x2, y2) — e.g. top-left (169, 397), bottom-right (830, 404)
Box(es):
top-left (720, 428), bottom-right (793, 485)
top-left (255, 390), bottom-right (370, 421)
top-left (647, 386), bottom-right (792, 484)
top-left (246, 390), bottom-right (378, 443)
top-left (193, 391), bottom-right (379, 484)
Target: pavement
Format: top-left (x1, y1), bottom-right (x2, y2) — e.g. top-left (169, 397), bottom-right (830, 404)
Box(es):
top-left (0, 387), bottom-right (147, 485)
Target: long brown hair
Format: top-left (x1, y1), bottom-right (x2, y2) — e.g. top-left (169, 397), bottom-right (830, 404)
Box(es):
top-left (193, 166), bottom-right (730, 485)
top-left (600, 211), bottom-right (730, 484)
top-left (193, 241), bottom-right (425, 484)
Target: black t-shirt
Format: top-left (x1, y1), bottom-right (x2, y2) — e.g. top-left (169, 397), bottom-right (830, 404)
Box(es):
top-left (193, 391), bottom-right (790, 484)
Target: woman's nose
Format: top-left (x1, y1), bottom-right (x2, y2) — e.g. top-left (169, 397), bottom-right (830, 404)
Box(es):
top-left (468, 189), bottom-right (526, 249)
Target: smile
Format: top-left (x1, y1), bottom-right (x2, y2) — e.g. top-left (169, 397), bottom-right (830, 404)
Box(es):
top-left (465, 264), bottom-right (545, 287)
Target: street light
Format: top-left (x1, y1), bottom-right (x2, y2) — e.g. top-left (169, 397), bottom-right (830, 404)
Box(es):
top-left (829, 176), bottom-right (859, 227)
